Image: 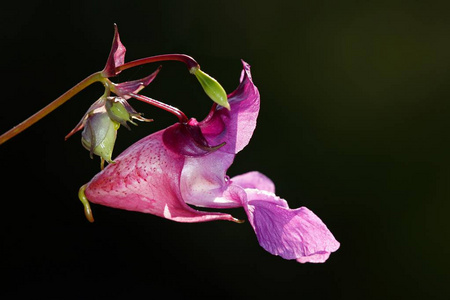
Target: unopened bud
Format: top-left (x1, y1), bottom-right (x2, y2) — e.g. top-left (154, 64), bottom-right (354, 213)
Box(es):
top-left (106, 97), bottom-right (152, 130)
top-left (81, 112), bottom-right (119, 163)
top-left (190, 67), bottom-right (230, 110)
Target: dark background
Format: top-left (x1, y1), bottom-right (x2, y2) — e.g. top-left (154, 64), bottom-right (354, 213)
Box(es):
top-left (1, 0), bottom-right (449, 299)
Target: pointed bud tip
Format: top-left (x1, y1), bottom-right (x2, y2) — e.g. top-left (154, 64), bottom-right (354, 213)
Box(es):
top-left (222, 100), bottom-right (231, 111)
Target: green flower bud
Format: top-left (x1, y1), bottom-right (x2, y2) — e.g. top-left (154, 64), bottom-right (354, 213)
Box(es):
top-left (106, 97), bottom-right (152, 130)
top-left (108, 100), bottom-right (131, 123)
top-left (190, 67), bottom-right (230, 110)
top-left (81, 112), bottom-right (119, 163)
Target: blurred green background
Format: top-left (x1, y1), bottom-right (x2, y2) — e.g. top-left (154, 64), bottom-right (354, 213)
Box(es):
top-left (1, 0), bottom-right (449, 299)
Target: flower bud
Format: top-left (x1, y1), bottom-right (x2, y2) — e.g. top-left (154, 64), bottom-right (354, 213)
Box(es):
top-left (190, 67), bottom-right (230, 110)
top-left (81, 112), bottom-right (119, 163)
top-left (107, 99), bottom-right (130, 123)
top-left (106, 97), bottom-right (152, 130)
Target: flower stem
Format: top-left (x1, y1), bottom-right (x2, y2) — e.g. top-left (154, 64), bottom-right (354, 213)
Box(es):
top-left (0, 72), bottom-right (104, 145)
top-left (129, 93), bottom-right (189, 124)
top-left (0, 54), bottom-right (200, 145)
top-left (116, 54), bottom-right (200, 73)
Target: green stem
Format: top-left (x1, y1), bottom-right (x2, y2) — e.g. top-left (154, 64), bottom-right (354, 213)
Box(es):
top-left (0, 72), bottom-right (104, 145)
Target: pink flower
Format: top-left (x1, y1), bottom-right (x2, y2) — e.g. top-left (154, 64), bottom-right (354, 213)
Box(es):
top-left (83, 61), bottom-right (340, 263)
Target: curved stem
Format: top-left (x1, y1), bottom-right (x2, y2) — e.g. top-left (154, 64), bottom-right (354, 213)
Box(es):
top-left (129, 93), bottom-right (189, 124)
top-left (116, 54), bottom-right (200, 73)
top-left (0, 72), bottom-right (104, 145)
top-left (0, 54), bottom-right (200, 145)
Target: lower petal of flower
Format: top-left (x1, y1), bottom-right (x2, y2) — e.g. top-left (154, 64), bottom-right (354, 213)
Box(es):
top-left (296, 252), bottom-right (331, 264)
top-left (242, 189), bottom-right (340, 263)
top-left (230, 171), bottom-right (275, 194)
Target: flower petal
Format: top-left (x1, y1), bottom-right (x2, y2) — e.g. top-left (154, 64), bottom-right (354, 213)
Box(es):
top-left (163, 119), bottom-right (225, 157)
top-left (180, 61), bottom-right (261, 207)
top-left (243, 189), bottom-right (340, 263)
top-left (181, 151), bottom-right (241, 208)
top-left (84, 129), bottom-right (239, 223)
top-left (231, 171), bottom-right (275, 194)
top-left (199, 60), bottom-right (260, 155)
